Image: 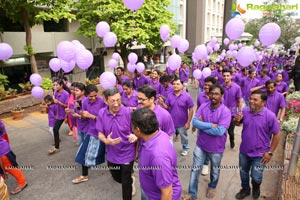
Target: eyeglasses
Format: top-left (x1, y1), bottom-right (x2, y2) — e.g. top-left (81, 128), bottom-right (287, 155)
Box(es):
top-left (138, 97), bottom-right (148, 102)
top-left (108, 99), bottom-right (122, 104)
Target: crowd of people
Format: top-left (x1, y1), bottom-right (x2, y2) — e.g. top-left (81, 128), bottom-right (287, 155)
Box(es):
top-left (1, 49), bottom-right (300, 200)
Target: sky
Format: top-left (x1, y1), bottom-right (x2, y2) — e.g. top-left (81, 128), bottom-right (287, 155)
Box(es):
top-left (235, 0), bottom-right (300, 20)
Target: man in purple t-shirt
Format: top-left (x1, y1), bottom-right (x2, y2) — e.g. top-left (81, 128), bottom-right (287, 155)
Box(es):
top-left (137, 85), bottom-right (175, 138)
top-left (222, 68), bottom-right (243, 149)
top-left (234, 90), bottom-right (281, 199)
top-left (265, 80), bottom-right (286, 123)
top-left (184, 84), bottom-right (231, 200)
top-left (159, 78), bottom-right (194, 156)
top-left (131, 108), bottom-right (182, 200)
top-left (97, 88), bottom-right (137, 200)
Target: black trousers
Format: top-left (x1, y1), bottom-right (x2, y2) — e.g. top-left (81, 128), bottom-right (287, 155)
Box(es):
top-left (82, 165), bottom-right (89, 176)
top-left (107, 161), bottom-right (134, 200)
top-left (228, 117), bottom-right (235, 145)
top-left (53, 119), bottom-right (64, 149)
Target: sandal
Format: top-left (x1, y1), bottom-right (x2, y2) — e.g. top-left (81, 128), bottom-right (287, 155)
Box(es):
top-left (72, 176), bottom-right (88, 184)
top-left (206, 188), bottom-right (216, 199)
top-left (181, 194), bottom-right (195, 200)
top-left (48, 148), bottom-right (60, 155)
top-left (10, 183), bottom-right (28, 195)
top-left (174, 136), bottom-right (179, 142)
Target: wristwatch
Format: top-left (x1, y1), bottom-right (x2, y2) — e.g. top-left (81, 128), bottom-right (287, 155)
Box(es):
top-left (268, 151), bottom-right (273, 156)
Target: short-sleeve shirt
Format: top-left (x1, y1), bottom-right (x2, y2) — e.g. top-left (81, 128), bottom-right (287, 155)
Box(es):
top-left (96, 105), bottom-right (135, 164)
top-left (240, 107), bottom-right (280, 157)
top-left (139, 130), bottom-right (182, 200)
top-left (54, 89), bottom-right (70, 120)
top-left (121, 90), bottom-right (138, 107)
top-left (153, 105), bottom-right (175, 136)
top-left (165, 91), bottom-right (194, 128)
top-left (265, 91), bottom-right (287, 115)
top-left (82, 96), bottom-right (105, 137)
top-left (222, 82), bottom-right (242, 116)
top-left (195, 102), bottom-right (231, 153)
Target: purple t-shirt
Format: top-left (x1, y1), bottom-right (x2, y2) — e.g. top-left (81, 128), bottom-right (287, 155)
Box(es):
top-left (179, 67), bottom-right (190, 83)
top-left (223, 82), bottom-right (242, 116)
top-left (265, 91), bottom-right (287, 115)
top-left (241, 77), bottom-right (260, 101)
top-left (121, 90), bottom-right (138, 107)
top-left (47, 103), bottom-right (56, 127)
top-left (269, 71), bottom-right (279, 80)
top-left (82, 96), bottom-right (105, 137)
top-left (0, 137), bottom-right (10, 157)
top-left (240, 107), bottom-right (280, 157)
top-left (276, 82), bottom-right (288, 94)
top-left (76, 97), bottom-right (89, 133)
top-left (158, 84), bottom-right (173, 99)
top-left (54, 89), bottom-right (70, 120)
top-left (235, 73), bottom-right (247, 85)
top-left (196, 92), bottom-right (209, 108)
top-left (139, 130), bottom-right (182, 200)
top-left (166, 91), bottom-right (194, 128)
top-left (153, 105), bottom-right (175, 136)
top-left (96, 105), bottom-right (135, 164)
top-left (257, 75), bottom-right (271, 87)
top-left (149, 80), bottom-right (161, 92)
top-left (134, 74), bottom-right (149, 90)
top-left (195, 102), bottom-right (231, 153)
top-left (0, 120), bottom-right (7, 138)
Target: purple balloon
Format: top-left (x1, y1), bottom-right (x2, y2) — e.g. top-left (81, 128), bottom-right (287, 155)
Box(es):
top-left (238, 43), bottom-right (243, 48)
top-left (56, 41), bottom-right (76, 62)
top-left (76, 50), bottom-right (94, 70)
top-left (202, 67), bottom-right (212, 78)
top-left (259, 23), bottom-right (281, 46)
top-left (223, 38), bottom-right (230, 45)
top-left (193, 69), bottom-right (202, 79)
top-left (96, 21), bottom-right (110, 38)
top-left (30, 73), bottom-right (42, 86)
top-left (225, 18), bottom-right (245, 40)
top-left (206, 45), bottom-right (213, 53)
top-left (127, 63), bottom-right (136, 73)
top-left (178, 39), bottom-right (189, 53)
top-left (254, 40), bottom-right (260, 47)
top-left (213, 43), bottom-right (220, 51)
top-left (108, 59), bottom-right (118, 69)
top-left (170, 35), bottom-right (181, 49)
top-left (31, 86), bottom-right (44, 99)
top-left (49, 58), bottom-right (61, 72)
top-left (128, 52), bottom-right (138, 64)
top-left (194, 45), bottom-right (208, 60)
top-left (99, 72), bottom-right (117, 89)
top-left (136, 62), bottom-right (145, 73)
top-left (123, 0), bottom-right (144, 11)
top-left (229, 44), bottom-right (235, 51)
top-left (160, 25), bottom-right (170, 41)
top-left (103, 32), bottom-right (117, 47)
top-left (236, 46), bottom-right (256, 67)
top-left (112, 53), bottom-right (121, 61)
top-left (61, 60), bottom-right (75, 73)
top-left (211, 37), bottom-right (218, 44)
top-left (167, 54), bottom-right (181, 70)
top-left (0, 43), bottom-right (13, 60)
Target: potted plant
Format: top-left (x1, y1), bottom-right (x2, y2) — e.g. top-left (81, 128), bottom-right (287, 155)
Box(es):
top-left (41, 78), bottom-right (53, 91)
top-left (18, 81), bottom-right (32, 93)
top-left (40, 102), bottom-right (48, 113)
top-left (11, 105), bottom-right (25, 120)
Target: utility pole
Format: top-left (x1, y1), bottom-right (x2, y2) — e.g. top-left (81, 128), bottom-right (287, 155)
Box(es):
top-left (222, 0), bottom-right (233, 46)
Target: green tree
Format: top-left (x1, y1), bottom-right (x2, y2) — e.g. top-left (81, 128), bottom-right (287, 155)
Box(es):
top-left (245, 0), bottom-right (300, 50)
top-left (0, 0), bottom-right (76, 73)
top-left (75, 0), bottom-right (176, 69)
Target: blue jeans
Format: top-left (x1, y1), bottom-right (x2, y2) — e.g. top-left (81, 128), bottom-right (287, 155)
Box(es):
top-left (77, 131), bottom-right (86, 146)
top-left (141, 188), bottom-right (148, 200)
top-left (239, 153), bottom-right (265, 190)
top-left (176, 127), bottom-right (190, 151)
top-left (188, 146), bottom-right (223, 199)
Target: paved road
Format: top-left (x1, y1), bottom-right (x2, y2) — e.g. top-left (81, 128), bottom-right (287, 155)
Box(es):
top-left (1, 85), bottom-right (284, 200)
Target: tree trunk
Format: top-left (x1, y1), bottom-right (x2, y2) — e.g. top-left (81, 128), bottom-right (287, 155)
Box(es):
top-left (21, 8), bottom-right (38, 74)
top-left (120, 44), bottom-right (128, 71)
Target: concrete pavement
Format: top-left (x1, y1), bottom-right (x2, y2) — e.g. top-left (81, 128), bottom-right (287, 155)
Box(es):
top-left (1, 84), bottom-right (283, 200)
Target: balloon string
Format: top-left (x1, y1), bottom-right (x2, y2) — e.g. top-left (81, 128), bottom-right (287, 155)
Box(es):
top-left (132, 11), bottom-right (135, 43)
top-left (86, 47), bottom-right (107, 79)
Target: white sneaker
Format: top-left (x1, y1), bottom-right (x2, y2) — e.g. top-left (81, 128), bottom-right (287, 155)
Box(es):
top-left (181, 151), bottom-right (189, 156)
top-left (132, 175), bottom-right (136, 196)
top-left (201, 165), bottom-right (209, 176)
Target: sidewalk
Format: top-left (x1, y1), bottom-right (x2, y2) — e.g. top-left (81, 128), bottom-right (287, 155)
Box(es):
top-left (1, 85), bottom-right (284, 200)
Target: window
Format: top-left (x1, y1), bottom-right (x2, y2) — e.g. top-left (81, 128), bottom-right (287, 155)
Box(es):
top-left (43, 19), bottom-right (68, 32)
top-left (0, 9), bottom-right (24, 32)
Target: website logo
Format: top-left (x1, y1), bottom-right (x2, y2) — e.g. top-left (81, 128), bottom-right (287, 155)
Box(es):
top-left (231, 2), bottom-right (246, 18)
